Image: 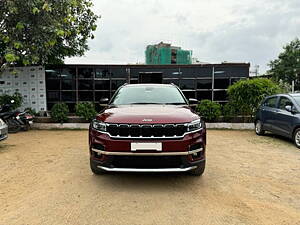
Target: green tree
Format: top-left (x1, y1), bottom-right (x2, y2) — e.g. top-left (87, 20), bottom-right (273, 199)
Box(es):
top-left (0, 0), bottom-right (99, 70)
top-left (227, 78), bottom-right (282, 116)
top-left (268, 38), bottom-right (300, 89)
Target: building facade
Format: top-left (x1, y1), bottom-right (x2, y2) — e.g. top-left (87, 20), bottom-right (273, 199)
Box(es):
top-left (46, 63), bottom-right (250, 112)
top-left (0, 66), bottom-right (47, 112)
top-left (145, 42), bottom-right (192, 65)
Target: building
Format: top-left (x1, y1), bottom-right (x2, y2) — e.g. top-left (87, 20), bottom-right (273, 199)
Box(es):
top-left (0, 66), bottom-right (47, 112)
top-left (45, 63), bottom-right (250, 112)
top-left (145, 42), bottom-right (192, 65)
top-left (0, 63), bottom-right (249, 112)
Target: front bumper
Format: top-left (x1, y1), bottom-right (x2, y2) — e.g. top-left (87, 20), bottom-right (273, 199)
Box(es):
top-left (97, 166), bottom-right (198, 173)
top-left (89, 128), bottom-right (206, 172)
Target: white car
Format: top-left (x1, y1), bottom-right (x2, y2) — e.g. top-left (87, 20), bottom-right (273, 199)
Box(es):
top-left (0, 119), bottom-right (8, 141)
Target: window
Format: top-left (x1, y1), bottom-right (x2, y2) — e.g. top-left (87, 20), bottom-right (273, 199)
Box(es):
top-left (264, 97), bottom-right (277, 108)
top-left (180, 79), bottom-right (195, 89)
top-left (61, 80), bottom-right (76, 90)
top-left (95, 68), bottom-right (110, 78)
top-left (78, 80), bottom-right (93, 90)
top-left (95, 80), bottom-right (110, 90)
top-left (278, 97), bottom-right (292, 110)
top-left (197, 79), bottom-right (212, 89)
top-left (214, 78), bottom-right (230, 89)
top-left (61, 68), bottom-right (76, 79)
top-left (78, 68), bottom-right (94, 79)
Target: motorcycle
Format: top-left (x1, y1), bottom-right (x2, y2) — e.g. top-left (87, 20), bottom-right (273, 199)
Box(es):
top-left (0, 100), bottom-right (34, 133)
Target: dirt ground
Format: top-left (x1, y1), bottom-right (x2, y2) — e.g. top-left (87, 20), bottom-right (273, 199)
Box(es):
top-left (0, 130), bottom-right (300, 225)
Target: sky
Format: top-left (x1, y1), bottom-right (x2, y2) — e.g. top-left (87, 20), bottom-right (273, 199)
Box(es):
top-left (65, 0), bottom-right (300, 74)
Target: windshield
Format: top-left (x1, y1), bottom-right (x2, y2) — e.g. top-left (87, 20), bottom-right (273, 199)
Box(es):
top-left (111, 85), bottom-right (187, 105)
top-left (292, 96), bottom-right (300, 106)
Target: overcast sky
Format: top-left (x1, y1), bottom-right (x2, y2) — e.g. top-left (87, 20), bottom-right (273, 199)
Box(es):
top-left (65, 0), bottom-right (300, 74)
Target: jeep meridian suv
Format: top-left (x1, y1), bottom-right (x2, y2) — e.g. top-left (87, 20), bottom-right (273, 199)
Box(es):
top-left (89, 84), bottom-right (206, 175)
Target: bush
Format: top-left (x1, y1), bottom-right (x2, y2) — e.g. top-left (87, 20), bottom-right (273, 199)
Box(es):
top-left (227, 78), bottom-right (282, 116)
top-left (0, 92), bottom-right (23, 110)
top-left (24, 107), bottom-right (38, 116)
top-left (75, 102), bottom-right (97, 121)
top-left (196, 100), bottom-right (222, 122)
top-left (50, 103), bottom-right (69, 123)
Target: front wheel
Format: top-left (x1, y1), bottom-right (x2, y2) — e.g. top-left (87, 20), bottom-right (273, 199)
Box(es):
top-left (7, 118), bottom-right (21, 133)
top-left (293, 128), bottom-right (300, 149)
top-left (255, 120), bottom-right (265, 135)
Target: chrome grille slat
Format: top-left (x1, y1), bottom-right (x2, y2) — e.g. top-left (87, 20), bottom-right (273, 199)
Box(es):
top-left (105, 123), bottom-right (189, 138)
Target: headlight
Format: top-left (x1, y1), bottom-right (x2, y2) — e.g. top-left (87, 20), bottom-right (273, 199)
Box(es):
top-left (187, 119), bottom-right (202, 132)
top-left (92, 120), bottom-right (106, 132)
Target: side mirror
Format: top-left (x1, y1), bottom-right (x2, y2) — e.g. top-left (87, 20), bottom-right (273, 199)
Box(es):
top-left (99, 98), bottom-right (109, 104)
top-left (188, 98), bottom-right (198, 105)
top-left (285, 105), bottom-right (297, 114)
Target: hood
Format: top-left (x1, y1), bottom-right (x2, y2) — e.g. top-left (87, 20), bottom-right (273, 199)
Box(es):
top-left (96, 105), bottom-right (199, 124)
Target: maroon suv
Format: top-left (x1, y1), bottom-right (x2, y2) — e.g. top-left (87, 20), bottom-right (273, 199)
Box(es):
top-left (89, 84), bottom-right (206, 176)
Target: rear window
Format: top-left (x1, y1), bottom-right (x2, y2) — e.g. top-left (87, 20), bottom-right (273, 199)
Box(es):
top-left (264, 97), bottom-right (277, 108)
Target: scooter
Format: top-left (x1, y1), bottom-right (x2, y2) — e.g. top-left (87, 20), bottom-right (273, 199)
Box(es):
top-left (0, 100), bottom-right (34, 133)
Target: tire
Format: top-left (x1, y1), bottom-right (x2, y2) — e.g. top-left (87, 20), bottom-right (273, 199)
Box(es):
top-left (255, 120), bottom-right (265, 135)
top-left (293, 128), bottom-right (300, 149)
top-left (22, 122), bottom-right (30, 131)
top-left (7, 118), bottom-right (21, 133)
top-left (189, 161), bottom-right (205, 176)
top-left (90, 159), bottom-right (106, 175)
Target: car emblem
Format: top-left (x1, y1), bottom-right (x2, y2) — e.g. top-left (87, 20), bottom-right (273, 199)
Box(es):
top-left (142, 119), bottom-right (153, 122)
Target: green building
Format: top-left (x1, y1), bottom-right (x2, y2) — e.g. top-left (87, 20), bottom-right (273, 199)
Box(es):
top-left (145, 42), bottom-right (192, 65)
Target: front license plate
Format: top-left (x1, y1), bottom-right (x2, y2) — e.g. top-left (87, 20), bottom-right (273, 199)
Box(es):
top-left (29, 121), bottom-right (33, 124)
top-left (131, 142), bottom-right (162, 151)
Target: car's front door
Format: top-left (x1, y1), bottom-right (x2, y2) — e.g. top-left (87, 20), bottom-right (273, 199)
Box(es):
top-left (272, 96), bottom-right (296, 138)
top-left (261, 96), bottom-right (278, 132)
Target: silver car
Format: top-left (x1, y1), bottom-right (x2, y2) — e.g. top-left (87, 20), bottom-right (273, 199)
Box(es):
top-left (0, 119), bottom-right (8, 141)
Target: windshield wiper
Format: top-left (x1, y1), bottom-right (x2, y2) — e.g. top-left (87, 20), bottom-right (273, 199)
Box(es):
top-left (165, 103), bottom-right (186, 105)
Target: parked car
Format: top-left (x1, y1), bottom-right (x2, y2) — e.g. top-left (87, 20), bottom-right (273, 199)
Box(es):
top-left (89, 84), bottom-right (206, 175)
top-left (0, 118), bottom-right (8, 141)
top-left (255, 93), bottom-right (300, 148)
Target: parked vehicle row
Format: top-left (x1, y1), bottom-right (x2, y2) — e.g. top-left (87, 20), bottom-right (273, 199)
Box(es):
top-left (255, 93), bottom-right (300, 148)
top-left (0, 100), bottom-right (34, 138)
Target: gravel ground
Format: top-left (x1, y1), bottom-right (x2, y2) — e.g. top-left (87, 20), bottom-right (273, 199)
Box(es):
top-left (0, 130), bottom-right (300, 225)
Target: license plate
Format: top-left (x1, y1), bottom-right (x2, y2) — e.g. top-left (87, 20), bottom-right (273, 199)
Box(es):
top-left (29, 121), bottom-right (33, 124)
top-left (131, 142), bottom-right (162, 151)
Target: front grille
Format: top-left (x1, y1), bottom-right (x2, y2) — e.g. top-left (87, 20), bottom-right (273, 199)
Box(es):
top-left (112, 156), bottom-right (182, 168)
top-left (106, 123), bottom-right (188, 138)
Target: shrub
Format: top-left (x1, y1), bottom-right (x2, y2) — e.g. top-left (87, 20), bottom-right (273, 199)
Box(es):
top-left (50, 103), bottom-right (69, 123)
top-left (0, 92), bottom-right (23, 110)
top-left (75, 102), bottom-right (97, 121)
top-left (227, 78), bottom-right (282, 116)
top-left (24, 107), bottom-right (38, 116)
top-left (196, 99), bottom-right (222, 122)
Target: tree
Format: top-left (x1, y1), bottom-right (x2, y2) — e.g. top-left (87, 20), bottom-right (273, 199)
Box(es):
top-left (268, 38), bottom-right (300, 89)
top-left (227, 78), bottom-right (282, 116)
top-left (0, 0), bottom-right (99, 70)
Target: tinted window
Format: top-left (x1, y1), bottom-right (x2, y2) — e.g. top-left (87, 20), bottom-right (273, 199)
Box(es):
top-left (278, 97), bottom-right (293, 110)
top-left (111, 85), bottom-right (186, 105)
top-left (264, 97), bottom-right (277, 108)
